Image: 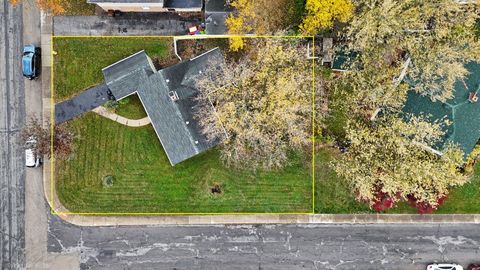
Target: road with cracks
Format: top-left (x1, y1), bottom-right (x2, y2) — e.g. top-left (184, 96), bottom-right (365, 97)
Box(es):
top-left (0, 0), bottom-right (25, 269)
top-left (47, 213), bottom-right (480, 270)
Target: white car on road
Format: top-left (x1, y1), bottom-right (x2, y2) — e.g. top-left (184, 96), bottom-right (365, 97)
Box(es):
top-left (25, 137), bottom-right (41, 167)
top-left (427, 263), bottom-right (463, 270)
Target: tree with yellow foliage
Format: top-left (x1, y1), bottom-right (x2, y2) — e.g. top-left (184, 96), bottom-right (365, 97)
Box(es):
top-left (226, 0), bottom-right (306, 51)
top-left (225, 0), bottom-right (255, 51)
top-left (300, 0), bottom-right (353, 35)
top-left (334, 115), bottom-right (467, 213)
top-left (195, 39), bottom-right (316, 169)
top-left (10, 0), bottom-right (65, 14)
top-left (346, 0), bottom-right (480, 104)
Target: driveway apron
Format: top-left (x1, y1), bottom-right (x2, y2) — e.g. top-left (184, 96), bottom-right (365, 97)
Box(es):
top-left (55, 83), bottom-right (109, 124)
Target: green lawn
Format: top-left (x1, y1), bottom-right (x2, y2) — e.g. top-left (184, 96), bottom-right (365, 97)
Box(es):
top-left (53, 37), bottom-right (173, 100)
top-left (61, 0), bottom-right (96, 15)
top-left (54, 37), bottom-right (312, 213)
top-left (314, 145), bottom-right (480, 214)
top-left (115, 95), bottom-right (148, 119)
top-left (56, 113), bottom-right (312, 213)
top-left (54, 37), bottom-right (480, 214)
top-left (314, 147), bottom-right (372, 213)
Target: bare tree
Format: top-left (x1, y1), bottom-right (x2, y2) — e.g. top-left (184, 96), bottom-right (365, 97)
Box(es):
top-left (21, 117), bottom-right (75, 159)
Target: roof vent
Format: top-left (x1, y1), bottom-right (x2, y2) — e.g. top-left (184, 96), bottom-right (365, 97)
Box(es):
top-left (168, 91), bottom-right (179, 102)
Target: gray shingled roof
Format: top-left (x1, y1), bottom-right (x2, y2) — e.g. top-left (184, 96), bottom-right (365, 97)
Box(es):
top-left (102, 50), bottom-right (156, 100)
top-left (103, 48), bottom-right (224, 165)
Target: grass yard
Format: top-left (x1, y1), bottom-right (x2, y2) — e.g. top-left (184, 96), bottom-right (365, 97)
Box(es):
top-left (314, 145), bottom-right (480, 214)
top-left (53, 37), bottom-right (312, 213)
top-left (56, 114), bottom-right (312, 213)
top-left (53, 37), bottom-right (174, 100)
top-left (61, 0), bottom-right (96, 15)
top-left (114, 95), bottom-right (147, 120)
top-left (314, 147), bottom-right (372, 214)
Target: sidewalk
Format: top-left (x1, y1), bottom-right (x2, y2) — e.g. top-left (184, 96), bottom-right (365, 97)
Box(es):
top-left (92, 106), bottom-right (151, 127)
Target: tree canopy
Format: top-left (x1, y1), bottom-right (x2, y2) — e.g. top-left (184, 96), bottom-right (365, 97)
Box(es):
top-left (226, 0), bottom-right (305, 51)
top-left (300, 0), bottom-right (353, 35)
top-left (344, 0), bottom-right (480, 106)
top-left (195, 39), bottom-right (316, 169)
top-left (10, 0), bottom-right (65, 14)
top-left (333, 115), bottom-right (467, 212)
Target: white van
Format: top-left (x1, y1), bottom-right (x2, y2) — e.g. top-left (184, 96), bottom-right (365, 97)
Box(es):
top-left (25, 137), bottom-right (41, 167)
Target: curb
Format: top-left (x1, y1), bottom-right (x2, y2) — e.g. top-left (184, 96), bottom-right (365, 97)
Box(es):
top-left (48, 213), bottom-right (480, 227)
top-left (42, 14), bottom-right (480, 227)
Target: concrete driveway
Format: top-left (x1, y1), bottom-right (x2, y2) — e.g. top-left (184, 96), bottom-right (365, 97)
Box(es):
top-left (53, 13), bottom-right (201, 36)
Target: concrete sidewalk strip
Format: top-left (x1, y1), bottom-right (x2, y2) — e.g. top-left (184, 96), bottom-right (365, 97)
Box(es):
top-left (45, 213), bottom-right (480, 226)
top-left (92, 106), bottom-right (151, 127)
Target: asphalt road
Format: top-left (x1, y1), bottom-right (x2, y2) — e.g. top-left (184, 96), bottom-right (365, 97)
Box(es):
top-left (0, 0), bottom-right (26, 269)
top-left (47, 213), bottom-right (480, 270)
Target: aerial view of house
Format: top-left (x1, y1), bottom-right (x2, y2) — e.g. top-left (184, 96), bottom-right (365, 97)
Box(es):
top-left (102, 48), bottom-right (225, 165)
top-left (5, 0), bottom-right (480, 269)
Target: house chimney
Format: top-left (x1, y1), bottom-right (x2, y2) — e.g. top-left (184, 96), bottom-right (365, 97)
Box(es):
top-left (469, 92), bottom-right (478, 103)
top-left (168, 91), bottom-right (179, 102)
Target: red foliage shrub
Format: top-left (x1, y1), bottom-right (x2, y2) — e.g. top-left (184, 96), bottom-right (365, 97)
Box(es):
top-left (407, 194), bottom-right (448, 214)
top-left (371, 191), bottom-right (395, 212)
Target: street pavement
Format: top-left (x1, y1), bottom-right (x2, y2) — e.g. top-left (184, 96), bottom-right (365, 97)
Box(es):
top-left (0, 0), bottom-right (26, 269)
top-left (47, 213), bottom-right (480, 270)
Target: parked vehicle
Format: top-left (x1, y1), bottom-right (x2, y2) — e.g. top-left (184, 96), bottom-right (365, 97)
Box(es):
top-left (22, 44), bottom-right (40, 79)
top-left (25, 137), bottom-right (41, 168)
top-left (468, 264), bottom-right (480, 270)
top-left (427, 263), bottom-right (463, 270)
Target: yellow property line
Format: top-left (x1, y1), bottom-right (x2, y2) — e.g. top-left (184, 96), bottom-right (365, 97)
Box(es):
top-left (50, 35), bottom-right (317, 216)
top-left (52, 35), bottom-right (314, 39)
top-left (51, 210), bottom-right (314, 215)
top-left (311, 36), bottom-right (315, 214)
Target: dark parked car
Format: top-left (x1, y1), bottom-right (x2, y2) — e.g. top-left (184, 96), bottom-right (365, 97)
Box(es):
top-left (22, 44), bottom-right (40, 79)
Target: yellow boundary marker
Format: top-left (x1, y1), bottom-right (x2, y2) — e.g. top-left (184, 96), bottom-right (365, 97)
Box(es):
top-left (50, 35), bottom-right (316, 216)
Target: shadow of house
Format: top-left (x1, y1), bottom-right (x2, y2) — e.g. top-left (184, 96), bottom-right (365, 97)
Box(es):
top-left (102, 48), bottom-right (225, 165)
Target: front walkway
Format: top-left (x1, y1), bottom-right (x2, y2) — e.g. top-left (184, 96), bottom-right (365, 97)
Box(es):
top-left (53, 13), bottom-right (201, 36)
top-left (92, 106), bottom-right (151, 127)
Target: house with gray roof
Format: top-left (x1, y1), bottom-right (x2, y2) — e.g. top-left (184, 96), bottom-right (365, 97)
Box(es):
top-left (87, 0), bottom-right (202, 13)
top-left (102, 48), bottom-right (225, 165)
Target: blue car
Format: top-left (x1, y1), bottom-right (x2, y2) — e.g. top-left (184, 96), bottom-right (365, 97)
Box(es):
top-left (22, 44), bottom-right (40, 79)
